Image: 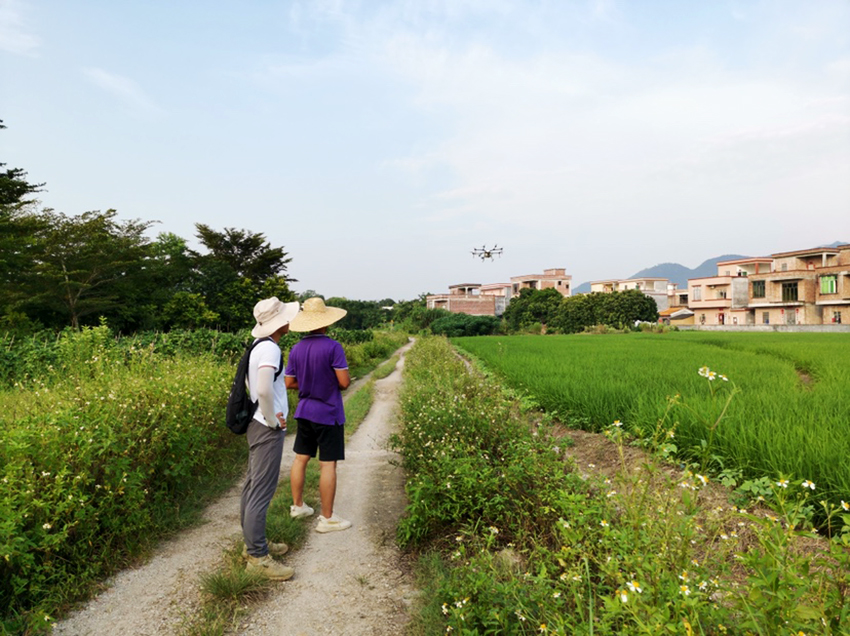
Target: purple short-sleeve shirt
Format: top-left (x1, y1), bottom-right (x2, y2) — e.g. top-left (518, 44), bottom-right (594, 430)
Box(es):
top-left (284, 334), bottom-right (348, 425)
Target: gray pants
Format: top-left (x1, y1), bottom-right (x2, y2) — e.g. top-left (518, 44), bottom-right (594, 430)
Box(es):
top-left (240, 419), bottom-right (285, 557)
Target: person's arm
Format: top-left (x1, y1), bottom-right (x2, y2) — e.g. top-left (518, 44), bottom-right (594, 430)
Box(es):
top-left (335, 368), bottom-right (350, 390)
top-left (284, 375), bottom-right (298, 390)
top-left (257, 366), bottom-right (283, 428)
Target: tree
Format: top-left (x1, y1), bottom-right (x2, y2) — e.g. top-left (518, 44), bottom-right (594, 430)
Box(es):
top-left (502, 288), bottom-right (564, 332)
top-left (25, 210), bottom-right (154, 329)
top-left (0, 121), bottom-right (46, 323)
top-left (190, 225), bottom-right (296, 331)
top-left (193, 224), bottom-right (294, 286)
top-left (0, 120), bottom-right (44, 208)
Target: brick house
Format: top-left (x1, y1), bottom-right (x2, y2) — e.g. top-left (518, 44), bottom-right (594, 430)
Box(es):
top-left (426, 284), bottom-right (500, 316)
top-left (427, 269), bottom-right (571, 318)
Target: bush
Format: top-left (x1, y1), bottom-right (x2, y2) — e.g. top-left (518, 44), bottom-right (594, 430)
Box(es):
top-left (429, 314), bottom-right (500, 337)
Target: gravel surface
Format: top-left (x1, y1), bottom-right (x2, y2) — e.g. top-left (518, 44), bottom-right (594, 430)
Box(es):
top-left (54, 341), bottom-right (416, 636)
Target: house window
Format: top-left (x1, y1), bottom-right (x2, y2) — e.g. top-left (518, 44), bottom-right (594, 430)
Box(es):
top-left (693, 287), bottom-right (702, 301)
top-left (718, 291), bottom-right (727, 299)
top-left (781, 282), bottom-right (798, 302)
top-left (752, 280), bottom-right (765, 298)
top-left (821, 275), bottom-right (837, 295)
top-left (834, 311), bottom-right (842, 324)
top-left (781, 263), bottom-right (788, 272)
top-left (762, 312), bottom-right (770, 324)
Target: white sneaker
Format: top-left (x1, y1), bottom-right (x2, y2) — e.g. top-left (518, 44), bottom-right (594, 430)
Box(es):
top-left (316, 514), bottom-right (352, 533)
top-left (290, 503), bottom-right (315, 519)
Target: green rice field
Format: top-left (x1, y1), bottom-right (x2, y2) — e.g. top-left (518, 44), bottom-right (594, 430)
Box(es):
top-left (451, 332), bottom-right (850, 507)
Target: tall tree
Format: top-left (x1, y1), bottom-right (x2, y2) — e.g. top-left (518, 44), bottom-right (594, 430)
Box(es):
top-left (190, 224), bottom-right (296, 330)
top-left (26, 210), bottom-right (154, 329)
top-left (193, 224), bottom-right (294, 286)
top-left (0, 121), bottom-right (46, 325)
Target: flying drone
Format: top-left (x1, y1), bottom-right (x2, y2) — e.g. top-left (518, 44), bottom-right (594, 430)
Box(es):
top-left (471, 244), bottom-right (504, 261)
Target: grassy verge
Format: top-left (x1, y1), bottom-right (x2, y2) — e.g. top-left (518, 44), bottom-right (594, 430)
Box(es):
top-left (0, 326), bottom-right (240, 635)
top-left (394, 337), bottom-right (849, 635)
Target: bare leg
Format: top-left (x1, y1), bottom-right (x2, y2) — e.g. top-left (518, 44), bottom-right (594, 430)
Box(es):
top-left (319, 460), bottom-right (337, 518)
top-left (290, 453), bottom-right (310, 507)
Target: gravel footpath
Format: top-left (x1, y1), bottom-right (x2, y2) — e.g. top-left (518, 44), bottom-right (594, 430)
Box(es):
top-left (54, 341), bottom-right (416, 636)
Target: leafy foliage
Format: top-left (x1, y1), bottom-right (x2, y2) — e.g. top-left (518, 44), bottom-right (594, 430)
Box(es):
top-left (429, 313), bottom-right (500, 337)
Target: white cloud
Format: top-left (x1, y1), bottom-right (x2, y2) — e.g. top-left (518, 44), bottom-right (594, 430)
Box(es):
top-left (82, 68), bottom-right (163, 115)
top-left (0, 0), bottom-right (40, 55)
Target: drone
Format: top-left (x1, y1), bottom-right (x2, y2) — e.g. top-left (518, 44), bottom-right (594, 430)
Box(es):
top-left (471, 244), bottom-right (504, 261)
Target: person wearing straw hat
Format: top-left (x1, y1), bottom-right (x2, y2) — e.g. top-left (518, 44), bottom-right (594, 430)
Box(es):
top-left (242, 296), bottom-right (299, 580)
top-left (284, 297), bottom-right (353, 533)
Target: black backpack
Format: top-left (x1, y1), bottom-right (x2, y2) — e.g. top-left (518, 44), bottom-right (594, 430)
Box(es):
top-left (225, 337), bottom-right (284, 435)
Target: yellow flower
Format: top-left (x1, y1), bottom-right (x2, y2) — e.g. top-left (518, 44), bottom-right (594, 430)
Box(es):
top-left (842, 500), bottom-right (849, 511)
top-left (777, 479), bottom-right (789, 488)
top-left (801, 480), bottom-right (815, 490)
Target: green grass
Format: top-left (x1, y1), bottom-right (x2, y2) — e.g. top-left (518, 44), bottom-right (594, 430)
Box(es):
top-left (396, 336), bottom-right (850, 635)
top-left (451, 332), bottom-right (850, 509)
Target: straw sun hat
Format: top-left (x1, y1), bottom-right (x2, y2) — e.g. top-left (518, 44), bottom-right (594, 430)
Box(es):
top-left (251, 297), bottom-right (300, 338)
top-left (288, 297), bottom-right (347, 333)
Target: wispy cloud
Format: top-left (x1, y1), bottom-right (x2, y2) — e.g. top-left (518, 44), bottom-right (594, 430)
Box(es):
top-left (0, 0), bottom-right (40, 55)
top-left (82, 67), bottom-right (163, 115)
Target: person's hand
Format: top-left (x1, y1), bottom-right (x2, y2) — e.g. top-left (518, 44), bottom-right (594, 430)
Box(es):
top-left (276, 412), bottom-right (287, 430)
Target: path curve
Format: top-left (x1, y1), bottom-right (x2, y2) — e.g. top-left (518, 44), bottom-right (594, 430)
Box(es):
top-left (54, 340), bottom-right (416, 636)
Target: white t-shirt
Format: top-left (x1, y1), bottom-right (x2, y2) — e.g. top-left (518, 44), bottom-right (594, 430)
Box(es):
top-left (247, 339), bottom-right (288, 428)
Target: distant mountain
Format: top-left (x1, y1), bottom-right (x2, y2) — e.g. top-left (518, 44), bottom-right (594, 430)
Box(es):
top-left (572, 242), bottom-right (848, 293)
top-left (630, 254), bottom-right (749, 288)
top-left (572, 254), bottom-right (748, 293)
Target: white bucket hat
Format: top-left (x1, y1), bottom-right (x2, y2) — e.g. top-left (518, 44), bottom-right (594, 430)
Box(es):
top-left (288, 297), bottom-right (347, 333)
top-left (251, 297), bottom-right (300, 338)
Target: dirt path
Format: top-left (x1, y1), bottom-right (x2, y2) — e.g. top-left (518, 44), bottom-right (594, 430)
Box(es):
top-left (54, 341), bottom-right (416, 636)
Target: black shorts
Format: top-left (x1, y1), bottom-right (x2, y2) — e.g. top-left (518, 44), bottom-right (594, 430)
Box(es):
top-left (293, 418), bottom-right (345, 462)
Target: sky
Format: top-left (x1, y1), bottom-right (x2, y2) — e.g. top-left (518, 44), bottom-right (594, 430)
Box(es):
top-left (2, 0), bottom-right (849, 301)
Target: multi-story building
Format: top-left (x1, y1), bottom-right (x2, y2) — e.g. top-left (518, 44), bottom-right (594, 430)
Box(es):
top-left (511, 268), bottom-right (572, 297)
top-left (427, 269), bottom-right (571, 317)
top-left (748, 245), bottom-right (850, 326)
top-left (590, 277), bottom-right (678, 311)
top-left (689, 258), bottom-right (773, 326)
top-left (426, 284), bottom-right (499, 316)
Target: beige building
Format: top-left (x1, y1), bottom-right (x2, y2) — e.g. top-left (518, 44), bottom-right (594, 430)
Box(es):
top-left (590, 277), bottom-right (686, 313)
top-left (511, 268), bottom-right (572, 297)
top-left (687, 246), bottom-right (850, 326)
top-left (748, 245), bottom-right (850, 326)
top-left (689, 258), bottom-right (773, 326)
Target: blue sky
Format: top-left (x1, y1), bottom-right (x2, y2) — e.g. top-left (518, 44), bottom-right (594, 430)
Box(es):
top-left (3, 0), bottom-right (849, 300)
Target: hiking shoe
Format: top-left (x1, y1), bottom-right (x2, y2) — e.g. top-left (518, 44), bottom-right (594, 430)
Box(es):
top-left (245, 554), bottom-right (294, 581)
top-left (290, 503), bottom-right (315, 519)
top-left (242, 542), bottom-right (289, 559)
top-left (316, 514), bottom-right (352, 533)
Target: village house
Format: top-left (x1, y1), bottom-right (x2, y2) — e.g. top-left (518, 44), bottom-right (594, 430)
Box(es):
top-left (688, 257), bottom-right (773, 326)
top-left (511, 268), bottom-right (572, 297)
top-left (747, 245), bottom-right (850, 326)
top-left (427, 269), bottom-right (570, 317)
top-left (589, 277), bottom-right (684, 313)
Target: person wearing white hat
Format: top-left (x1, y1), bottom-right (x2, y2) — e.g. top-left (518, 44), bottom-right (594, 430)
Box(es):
top-left (284, 297), bottom-right (353, 533)
top-left (242, 297), bottom-right (299, 580)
